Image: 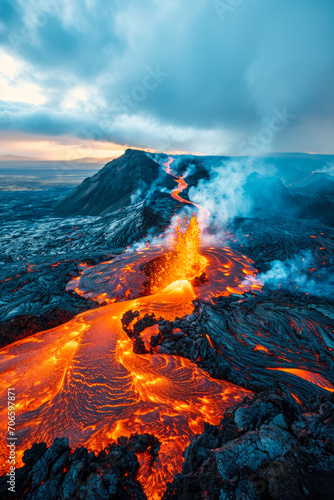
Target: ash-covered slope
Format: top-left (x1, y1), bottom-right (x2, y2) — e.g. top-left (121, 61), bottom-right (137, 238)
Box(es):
top-left (54, 149), bottom-right (173, 215)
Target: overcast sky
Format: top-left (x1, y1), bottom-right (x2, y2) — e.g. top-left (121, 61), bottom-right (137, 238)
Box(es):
top-left (0, 0), bottom-right (333, 158)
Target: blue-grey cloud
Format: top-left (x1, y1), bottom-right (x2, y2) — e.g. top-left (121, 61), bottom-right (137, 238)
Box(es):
top-left (0, 0), bottom-right (334, 153)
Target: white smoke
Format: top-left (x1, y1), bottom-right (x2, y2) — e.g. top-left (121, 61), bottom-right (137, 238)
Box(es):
top-left (130, 163), bottom-right (170, 204)
top-left (314, 162), bottom-right (334, 176)
top-left (188, 157), bottom-right (276, 226)
top-left (258, 250), bottom-right (334, 298)
top-left (125, 212), bottom-right (185, 253)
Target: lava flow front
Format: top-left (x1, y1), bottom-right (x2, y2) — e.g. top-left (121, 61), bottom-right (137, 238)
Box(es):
top-left (0, 212), bottom-right (257, 499)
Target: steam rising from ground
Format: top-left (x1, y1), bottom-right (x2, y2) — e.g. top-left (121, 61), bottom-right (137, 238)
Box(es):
top-left (188, 157), bottom-right (277, 225)
top-left (130, 166), bottom-right (170, 203)
top-left (259, 251), bottom-right (334, 298)
top-left (315, 162), bottom-right (334, 176)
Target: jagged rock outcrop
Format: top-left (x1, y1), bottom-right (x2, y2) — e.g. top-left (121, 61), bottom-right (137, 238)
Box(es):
top-left (163, 392), bottom-right (334, 500)
top-left (0, 435), bottom-right (159, 500)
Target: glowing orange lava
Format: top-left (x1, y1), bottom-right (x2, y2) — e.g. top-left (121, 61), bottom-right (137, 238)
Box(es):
top-left (0, 281), bottom-right (251, 499)
top-left (267, 367), bottom-right (334, 393)
top-left (0, 215), bottom-right (255, 499)
top-left (66, 217), bottom-right (262, 306)
top-left (163, 157), bottom-right (210, 225)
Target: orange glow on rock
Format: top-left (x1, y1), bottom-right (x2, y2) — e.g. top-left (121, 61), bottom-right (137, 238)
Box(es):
top-left (267, 367), bottom-right (334, 393)
top-left (0, 279), bottom-right (251, 499)
top-left (163, 157), bottom-right (210, 225)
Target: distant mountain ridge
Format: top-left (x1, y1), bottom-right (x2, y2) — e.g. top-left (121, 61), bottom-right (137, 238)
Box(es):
top-left (0, 154), bottom-right (120, 163)
top-left (0, 154), bottom-right (39, 162)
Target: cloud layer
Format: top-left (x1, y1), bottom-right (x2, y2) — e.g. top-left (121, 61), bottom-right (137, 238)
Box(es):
top-left (1, 0), bottom-right (334, 153)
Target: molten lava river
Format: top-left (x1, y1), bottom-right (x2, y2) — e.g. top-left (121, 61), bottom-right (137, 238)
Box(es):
top-left (0, 160), bottom-right (263, 499)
